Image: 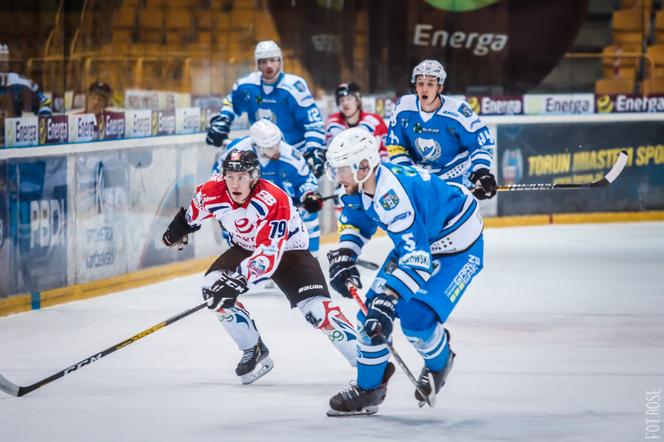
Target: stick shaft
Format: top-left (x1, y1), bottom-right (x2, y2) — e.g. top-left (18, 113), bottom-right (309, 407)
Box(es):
top-left (0, 302), bottom-right (207, 397)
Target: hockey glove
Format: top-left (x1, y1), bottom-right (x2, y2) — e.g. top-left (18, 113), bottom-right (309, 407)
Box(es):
top-left (469, 168), bottom-right (497, 200)
top-left (327, 248), bottom-right (361, 299)
top-left (206, 114), bottom-right (232, 147)
top-left (302, 192), bottom-right (324, 213)
top-left (304, 147), bottom-right (326, 178)
top-left (162, 207), bottom-right (200, 248)
top-left (202, 273), bottom-right (249, 310)
top-left (364, 292), bottom-right (397, 344)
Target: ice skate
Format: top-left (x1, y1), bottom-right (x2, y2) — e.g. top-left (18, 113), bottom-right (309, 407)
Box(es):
top-left (415, 349), bottom-right (455, 408)
top-left (236, 338), bottom-right (274, 384)
top-left (327, 362), bottom-right (395, 417)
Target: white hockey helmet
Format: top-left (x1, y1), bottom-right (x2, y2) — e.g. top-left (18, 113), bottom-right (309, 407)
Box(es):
top-left (250, 119), bottom-right (282, 149)
top-left (411, 59), bottom-right (447, 85)
top-left (325, 127), bottom-right (380, 186)
top-left (254, 40), bottom-right (282, 62)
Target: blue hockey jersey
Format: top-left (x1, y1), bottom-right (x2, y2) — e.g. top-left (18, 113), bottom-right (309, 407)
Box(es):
top-left (219, 71), bottom-right (325, 152)
top-left (386, 94), bottom-right (494, 185)
top-left (213, 136), bottom-right (318, 204)
top-left (338, 163), bottom-right (483, 300)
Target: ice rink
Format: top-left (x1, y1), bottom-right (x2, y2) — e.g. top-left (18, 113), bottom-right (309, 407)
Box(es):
top-left (1, 222), bottom-right (663, 442)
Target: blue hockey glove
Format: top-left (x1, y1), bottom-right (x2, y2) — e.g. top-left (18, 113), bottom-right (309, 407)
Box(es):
top-left (327, 248), bottom-right (361, 298)
top-left (202, 273), bottom-right (249, 310)
top-left (469, 168), bottom-right (497, 200)
top-left (304, 147), bottom-right (326, 178)
top-left (364, 292), bottom-right (397, 344)
top-left (206, 114), bottom-right (231, 147)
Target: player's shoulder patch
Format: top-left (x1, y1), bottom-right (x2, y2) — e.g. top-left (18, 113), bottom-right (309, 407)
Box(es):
top-left (457, 102), bottom-right (473, 118)
top-left (379, 188), bottom-right (400, 210)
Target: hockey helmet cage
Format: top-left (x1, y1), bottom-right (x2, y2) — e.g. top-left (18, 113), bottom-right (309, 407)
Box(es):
top-left (335, 82), bottom-right (362, 106)
top-left (410, 59), bottom-right (447, 85)
top-left (250, 119), bottom-right (282, 149)
top-left (222, 149), bottom-right (260, 180)
top-left (254, 40), bottom-right (282, 61)
top-left (325, 127), bottom-right (380, 185)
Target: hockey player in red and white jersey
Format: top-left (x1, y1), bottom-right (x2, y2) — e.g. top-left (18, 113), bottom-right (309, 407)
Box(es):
top-left (324, 82), bottom-right (388, 160)
top-left (162, 150), bottom-right (357, 384)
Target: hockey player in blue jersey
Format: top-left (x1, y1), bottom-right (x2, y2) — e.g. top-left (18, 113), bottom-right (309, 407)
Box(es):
top-left (387, 59), bottom-right (497, 200)
top-left (206, 40), bottom-right (327, 178)
top-left (213, 119), bottom-right (324, 257)
top-left (324, 128), bottom-right (485, 416)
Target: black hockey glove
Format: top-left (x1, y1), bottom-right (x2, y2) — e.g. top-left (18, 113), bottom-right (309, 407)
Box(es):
top-left (302, 192), bottom-right (324, 213)
top-left (304, 147), bottom-right (326, 178)
top-left (327, 248), bottom-right (361, 299)
top-left (162, 207), bottom-right (200, 248)
top-left (469, 168), bottom-right (497, 200)
top-left (202, 273), bottom-right (249, 310)
top-left (364, 292), bottom-right (397, 345)
top-left (206, 114), bottom-right (232, 147)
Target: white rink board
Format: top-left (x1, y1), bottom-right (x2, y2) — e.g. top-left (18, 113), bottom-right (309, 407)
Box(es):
top-left (0, 222), bottom-right (663, 442)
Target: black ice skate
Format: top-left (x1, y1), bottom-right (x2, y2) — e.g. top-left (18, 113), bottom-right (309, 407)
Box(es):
top-left (327, 362), bottom-right (396, 417)
top-left (236, 338), bottom-right (274, 385)
top-left (415, 349), bottom-right (455, 408)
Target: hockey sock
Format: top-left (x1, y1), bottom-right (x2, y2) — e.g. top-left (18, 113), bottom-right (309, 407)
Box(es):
top-left (297, 297), bottom-right (358, 366)
top-left (300, 209), bottom-right (320, 257)
top-left (404, 322), bottom-right (449, 372)
top-left (216, 302), bottom-right (261, 351)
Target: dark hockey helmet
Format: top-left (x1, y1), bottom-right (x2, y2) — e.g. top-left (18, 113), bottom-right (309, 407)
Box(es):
top-left (335, 82), bottom-right (362, 106)
top-left (222, 149), bottom-right (260, 180)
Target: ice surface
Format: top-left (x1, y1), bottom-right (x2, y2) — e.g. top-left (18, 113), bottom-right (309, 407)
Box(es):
top-left (1, 222), bottom-right (663, 442)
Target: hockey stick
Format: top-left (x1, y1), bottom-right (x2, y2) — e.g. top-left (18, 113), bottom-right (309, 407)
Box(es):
top-left (357, 259), bottom-right (379, 271)
top-left (347, 284), bottom-right (435, 408)
top-left (0, 301), bottom-right (207, 397)
top-left (497, 150), bottom-right (628, 192)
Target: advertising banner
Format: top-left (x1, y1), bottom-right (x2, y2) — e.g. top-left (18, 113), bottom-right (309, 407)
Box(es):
top-left (497, 121), bottom-right (664, 215)
top-left (39, 114), bottom-right (69, 145)
top-left (175, 107), bottom-right (202, 134)
top-left (99, 110), bottom-right (126, 140)
top-left (151, 109), bottom-right (176, 136)
top-left (523, 94), bottom-right (595, 115)
top-left (68, 113), bottom-right (99, 143)
top-left (3, 157), bottom-right (68, 295)
top-left (4, 116), bottom-right (39, 147)
top-left (466, 96), bottom-right (523, 115)
top-left (124, 109), bottom-right (152, 138)
top-left (595, 94), bottom-right (664, 113)
top-left (74, 151), bottom-right (129, 282)
top-left (0, 160), bottom-right (8, 296)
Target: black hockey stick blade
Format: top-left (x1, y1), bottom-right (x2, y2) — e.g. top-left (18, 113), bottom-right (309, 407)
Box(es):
top-left (357, 258), bottom-right (380, 271)
top-left (0, 301), bottom-right (207, 397)
top-left (497, 150), bottom-right (628, 192)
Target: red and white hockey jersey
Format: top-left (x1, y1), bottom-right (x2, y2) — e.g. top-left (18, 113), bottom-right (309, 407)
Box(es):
top-left (185, 176), bottom-right (309, 287)
top-left (324, 111), bottom-right (388, 159)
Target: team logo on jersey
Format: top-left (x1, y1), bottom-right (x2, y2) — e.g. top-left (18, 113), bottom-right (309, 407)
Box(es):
top-left (413, 122), bottom-right (423, 134)
top-left (379, 189), bottom-right (400, 210)
top-left (293, 80), bottom-right (306, 93)
top-left (400, 118), bottom-right (409, 128)
top-left (248, 256), bottom-right (270, 276)
top-left (414, 137), bottom-right (442, 161)
top-left (458, 103), bottom-right (474, 118)
top-left (235, 217), bottom-right (253, 234)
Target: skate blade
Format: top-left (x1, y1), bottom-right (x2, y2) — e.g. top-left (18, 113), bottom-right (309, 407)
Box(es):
top-left (240, 357), bottom-right (274, 385)
top-left (417, 372), bottom-right (437, 408)
top-left (326, 406), bottom-right (378, 417)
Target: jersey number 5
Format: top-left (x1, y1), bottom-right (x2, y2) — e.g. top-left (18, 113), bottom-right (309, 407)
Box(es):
top-left (269, 220), bottom-right (287, 239)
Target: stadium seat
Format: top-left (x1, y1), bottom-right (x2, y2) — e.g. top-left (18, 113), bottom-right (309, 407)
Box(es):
top-left (612, 9), bottom-right (648, 45)
top-left (601, 44), bottom-right (641, 80)
top-left (138, 8), bottom-right (164, 44)
top-left (619, 0), bottom-right (653, 9)
top-left (641, 76), bottom-right (664, 94)
top-left (645, 44), bottom-right (664, 78)
top-left (655, 10), bottom-right (664, 44)
top-left (595, 78), bottom-right (635, 94)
